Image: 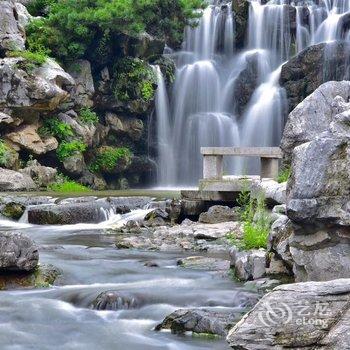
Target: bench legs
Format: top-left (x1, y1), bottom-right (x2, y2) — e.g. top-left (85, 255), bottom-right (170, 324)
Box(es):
top-left (260, 158), bottom-right (279, 179)
top-left (203, 155), bottom-right (223, 179)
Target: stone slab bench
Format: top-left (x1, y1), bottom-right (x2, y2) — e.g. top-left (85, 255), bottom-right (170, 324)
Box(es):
top-left (201, 147), bottom-right (283, 179)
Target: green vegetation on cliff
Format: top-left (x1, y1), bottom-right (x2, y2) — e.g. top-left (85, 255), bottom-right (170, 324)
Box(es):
top-left (26, 0), bottom-right (206, 63)
top-left (56, 141), bottom-right (87, 161)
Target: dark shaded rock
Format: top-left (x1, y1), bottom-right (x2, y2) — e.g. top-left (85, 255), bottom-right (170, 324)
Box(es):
top-left (227, 279), bottom-right (350, 349)
top-left (0, 231), bottom-right (38, 272)
top-left (280, 42), bottom-right (350, 112)
top-left (0, 263), bottom-right (60, 290)
top-left (20, 160), bottom-right (57, 187)
top-left (232, 0), bottom-right (249, 48)
top-left (0, 201), bottom-right (25, 219)
top-left (92, 290), bottom-right (138, 310)
top-left (78, 170), bottom-right (107, 191)
top-left (156, 308), bottom-right (238, 336)
top-left (27, 200), bottom-right (111, 225)
top-left (199, 205), bottom-right (240, 224)
top-left (107, 196), bottom-right (152, 214)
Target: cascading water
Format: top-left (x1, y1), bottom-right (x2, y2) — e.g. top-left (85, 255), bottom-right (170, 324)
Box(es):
top-left (154, 0), bottom-right (350, 186)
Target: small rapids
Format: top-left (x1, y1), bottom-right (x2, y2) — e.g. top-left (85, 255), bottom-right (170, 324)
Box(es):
top-left (0, 205), bottom-right (254, 350)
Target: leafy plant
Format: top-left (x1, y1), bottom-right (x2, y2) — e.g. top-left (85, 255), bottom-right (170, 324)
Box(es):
top-left (48, 180), bottom-right (90, 193)
top-left (90, 146), bottom-right (132, 173)
top-left (39, 118), bottom-right (74, 140)
top-left (56, 141), bottom-right (87, 161)
top-left (79, 108), bottom-right (99, 125)
top-left (0, 140), bottom-right (10, 167)
top-left (8, 50), bottom-right (48, 65)
top-left (113, 58), bottom-right (157, 103)
top-left (277, 165), bottom-right (292, 183)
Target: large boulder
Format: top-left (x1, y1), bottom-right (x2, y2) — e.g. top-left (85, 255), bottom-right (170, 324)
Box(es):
top-left (20, 160), bottom-right (57, 187)
top-left (156, 308), bottom-right (238, 337)
top-left (280, 42), bottom-right (350, 112)
top-left (0, 0), bottom-right (26, 54)
top-left (281, 80), bottom-right (350, 159)
top-left (227, 279), bottom-right (350, 349)
top-left (0, 58), bottom-right (74, 111)
top-left (0, 232), bottom-right (38, 272)
top-left (6, 124), bottom-right (58, 155)
top-left (0, 167), bottom-right (36, 191)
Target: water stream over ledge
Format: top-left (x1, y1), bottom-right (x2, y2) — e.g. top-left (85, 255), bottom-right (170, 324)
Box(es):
top-left (0, 201), bottom-right (253, 350)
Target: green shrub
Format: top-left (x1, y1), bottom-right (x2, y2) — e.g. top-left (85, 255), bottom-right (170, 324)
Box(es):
top-left (90, 146), bottom-right (132, 173)
top-left (8, 50), bottom-right (48, 65)
top-left (48, 180), bottom-right (90, 193)
top-left (277, 165), bottom-right (292, 183)
top-left (113, 58), bottom-right (157, 103)
top-left (0, 140), bottom-right (11, 167)
top-left (56, 141), bottom-right (87, 161)
top-left (25, 0), bottom-right (205, 63)
top-left (79, 108), bottom-right (99, 125)
top-left (39, 118), bottom-right (74, 140)
top-left (234, 187), bottom-right (271, 250)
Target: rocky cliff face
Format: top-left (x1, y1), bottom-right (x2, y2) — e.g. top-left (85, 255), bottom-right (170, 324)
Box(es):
top-left (0, 0), bottom-right (173, 190)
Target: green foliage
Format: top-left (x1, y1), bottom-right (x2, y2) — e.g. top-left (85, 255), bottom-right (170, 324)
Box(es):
top-left (48, 177), bottom-right (90, 192)
top-left (8, 50), bottom-right (48, 65)
top-left (113, 58), bottom-right (157, 102)
top-left (277, 165), bottom-right (292, 183)
top-left (27, 0), bottom-right (56, 16)
top-left (235, 186), bottom-right (271, 250)
top-left (39, 118), bottom-right (74, 140)
top-left (90, 146), bottom-right (132, 173)
top-left (56, 141), bottom-right (87, 161)
top-left (79, 108), bottom-right (99, 125)
top-left (26, 0), bottom-right (206, 63)
top-left (0, 140), bottom-right (11, 167)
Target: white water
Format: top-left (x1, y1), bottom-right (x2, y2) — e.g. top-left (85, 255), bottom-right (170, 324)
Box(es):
top-left (154, 0), bottom-right (350, 185)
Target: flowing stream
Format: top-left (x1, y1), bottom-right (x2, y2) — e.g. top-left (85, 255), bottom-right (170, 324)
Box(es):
top-left (0, 207), bottom-right (253, 350)
top-left (154, 0), bottom-right (350, 185)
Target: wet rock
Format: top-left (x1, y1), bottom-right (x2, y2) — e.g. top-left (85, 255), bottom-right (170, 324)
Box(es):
top-left (143, 261), bottom-right (159, 268)
top-left (0, 232), bottom-right (38, 272)
top-left (199, 205), bottom-right (240, 224)
top-left (177, 256), bottom-right (230, 272)
top-left (92, 291), bottom-right (138, 310)
top-left (227, 279), bottom-right (350, 349)
top-left (230, 247), bottom-right (266, 281)
top-left (0, 264), bottom-right (61, 290)
top-left (280, 42), bottom-right (350, 112)
top-left (0, 202), bottom-right (25, 219)
top-left (156, 308), bottom-right (238, 336)
top-left (107, 196), bottom-right (152, 213)
top-left (0, 168), bottom-right (36, 191)
top-left (244, 278), bottom-right (282, 293)
top-left (27, 200), bottom-right (111, 225)
top-left (181, 199), bottom-right (205, 217)
top-left (232, 0), bottom-right (249, 48)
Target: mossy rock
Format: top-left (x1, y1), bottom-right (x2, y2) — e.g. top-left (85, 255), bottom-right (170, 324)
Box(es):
top-left (1, 202), bottom-right (26, 220)
top-left (0, 264), bottom-right (61, 290)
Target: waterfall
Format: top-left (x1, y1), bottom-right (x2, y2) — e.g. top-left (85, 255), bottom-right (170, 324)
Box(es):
top-left (154, 0), bottom-right (350, 186)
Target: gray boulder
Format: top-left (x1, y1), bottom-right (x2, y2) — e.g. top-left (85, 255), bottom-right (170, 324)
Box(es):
top-left (62, 153), bottom-right (86, 176)
top-left (67, 59), bottom-right (95, 108)
top-left (156, 308), bottom-right (238, 336)
top-left (199, 205), bottom-right (240, 224)
top-left (251, 179), bottom-right (287, 205)
top-left (281, 80), bottom-right (350, 159)
top-left (0, 0), bottom-right (26, 53)
top-left (0, 58), bottom-right (74, 111)
top-left (230, 247), bottom-right (266, 281)
top-left (92, 291), bottom-right (138, 310)
top-left (0, 232), bottom-right (38, 272)
top-left (20, 160), bottom-right (57, 187)
top-left (0, 168), bottom-right (36, 191)
top-left (227, 279), bottom-right (350, 349)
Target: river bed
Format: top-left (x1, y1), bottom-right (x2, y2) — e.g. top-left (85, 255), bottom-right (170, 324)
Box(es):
top-left (0, 210), bottom-right (252, 350)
